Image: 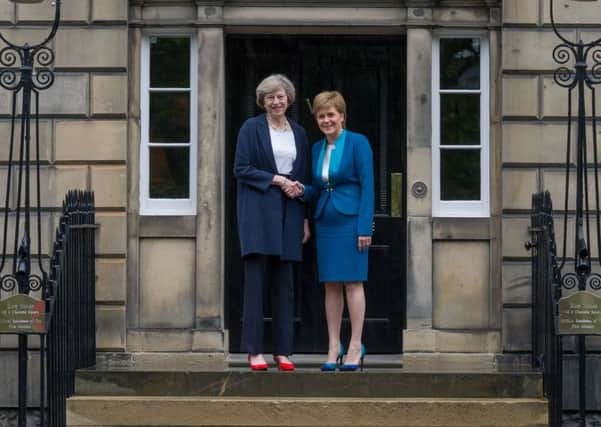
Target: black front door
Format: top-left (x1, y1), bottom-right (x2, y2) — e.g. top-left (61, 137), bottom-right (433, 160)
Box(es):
top-left (225, 36), bottom-right (406, 353)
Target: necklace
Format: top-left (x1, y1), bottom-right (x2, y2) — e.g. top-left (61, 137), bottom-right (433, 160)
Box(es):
top-left (268, 117), bottom-right (290, 132)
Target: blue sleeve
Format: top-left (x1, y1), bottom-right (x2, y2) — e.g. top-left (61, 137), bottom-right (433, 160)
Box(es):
top-left (233, 121), bottom-right (274, 192)
top-left (355, 136), bottom-right (374, 236)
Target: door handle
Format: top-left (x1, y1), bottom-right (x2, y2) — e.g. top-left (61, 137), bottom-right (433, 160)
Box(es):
top-left (390, 173), bottom-right (403, 218)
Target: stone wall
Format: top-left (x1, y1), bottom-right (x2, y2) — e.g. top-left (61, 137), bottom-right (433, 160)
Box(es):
top-left (0, 0), bottom-right (127, 406)
top-left (501, 0), bottom-right (601, 356)
top-left (501, 3), bottom-right (601, 409)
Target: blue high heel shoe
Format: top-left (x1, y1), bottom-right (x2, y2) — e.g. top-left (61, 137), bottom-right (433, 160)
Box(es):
top-left (320, 344), bottom-right (345, 372)
top-left (339, 344), bottom-right (366, 372)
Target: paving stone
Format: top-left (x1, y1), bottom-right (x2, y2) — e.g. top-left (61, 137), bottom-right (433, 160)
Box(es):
top-left (74, 370), bottom-right (543, 398)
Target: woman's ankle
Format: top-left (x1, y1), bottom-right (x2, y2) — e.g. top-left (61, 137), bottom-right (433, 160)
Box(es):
top-left (250, 354), bottom-right (266, 363)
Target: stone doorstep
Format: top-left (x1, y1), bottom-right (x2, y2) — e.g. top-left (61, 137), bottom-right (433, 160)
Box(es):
top-left (66, 396), bottom-right (549, 427)
top-left (74, 370), bottom-right (543, 399)
top-left (227, 353), bottom-right (402, 369)
top-left (94, 352), bottom-right (509, 372)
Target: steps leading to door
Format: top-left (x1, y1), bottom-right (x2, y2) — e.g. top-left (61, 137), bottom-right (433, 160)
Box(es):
top-left (67, 368), bottom-right (547, 427)
top-left (73, 370), bottom-right (542, 398)
top-left (67, 396), bottom-right (548, 426)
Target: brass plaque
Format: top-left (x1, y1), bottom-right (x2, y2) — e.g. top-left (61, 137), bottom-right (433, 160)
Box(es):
top-left (558, 291), bottom-right (601, 335)
top-left (0, 294), bottom-right (46, 334)
top-left (391, 173), bottom-right (403, 218)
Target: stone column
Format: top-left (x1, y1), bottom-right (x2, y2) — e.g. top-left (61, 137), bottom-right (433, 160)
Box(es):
top-left (193, 27), bottom-right (226, 351)
top-left (403, 9), bottom-right (435, 352)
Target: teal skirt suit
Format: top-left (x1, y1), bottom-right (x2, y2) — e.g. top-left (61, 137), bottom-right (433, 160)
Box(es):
top-left (303, 130), bottom-right (374, 282)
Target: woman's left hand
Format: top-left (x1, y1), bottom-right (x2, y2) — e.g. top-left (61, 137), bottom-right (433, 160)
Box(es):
top-left (303, 219), bottom-right (311, 244)
top-left (358, 236), bottom-right (371, 252)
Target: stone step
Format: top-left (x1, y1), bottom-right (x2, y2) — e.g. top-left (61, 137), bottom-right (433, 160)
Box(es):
top-left (74, 369), bottom-right (543, 398)
top-left (66, 396), bottom-right (548, 427)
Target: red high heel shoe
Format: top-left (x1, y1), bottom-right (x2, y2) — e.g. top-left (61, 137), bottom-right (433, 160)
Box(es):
top-left (273, 356), bottom-right (295, 371)
top-left (248, 355), bottom-right (268, 371)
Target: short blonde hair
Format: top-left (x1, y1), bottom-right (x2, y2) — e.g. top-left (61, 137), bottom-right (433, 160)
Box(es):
top-left (312, 91), bottom-right (347, 125)
top-left (255, 74), bottom-right (296, 109)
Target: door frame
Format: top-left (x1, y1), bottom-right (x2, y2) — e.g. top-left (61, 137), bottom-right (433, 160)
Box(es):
top-left (223, 31), bottom-right (408, 353)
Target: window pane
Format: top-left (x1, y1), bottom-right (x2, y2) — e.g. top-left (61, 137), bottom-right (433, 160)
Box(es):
top-left (150, 37), bottom-right (190, 88)
top-left (440, 38), bottom-right (480, 90)
top-left (149, 147), bottom-right (190, 198)
top-left (441, 94), bottom-right (480, 146)
top-left (150, 92), bottom-right (190, 143)
top-left (441, 149), bottom-right (480, 201)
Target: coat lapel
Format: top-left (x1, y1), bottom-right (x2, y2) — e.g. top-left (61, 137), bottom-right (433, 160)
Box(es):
top-left (328, 129), bottom-right (346, 182)
top-left (315, 139), bottom-right (327, 183)
top-left (257, 114), bottom-right (278, 173)
top-left (290, 122), bottom-right (304, 179)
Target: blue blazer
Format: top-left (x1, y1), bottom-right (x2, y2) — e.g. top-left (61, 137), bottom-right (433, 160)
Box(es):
top-left (303, 130), bottom-right (374, 236)
top-left (233, 114), bottom-right (310, 261)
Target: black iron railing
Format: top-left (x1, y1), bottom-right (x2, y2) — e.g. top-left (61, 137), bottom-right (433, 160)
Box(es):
top-left (0, 190), bottom-right (96, 427)
top-left (529, 191), bottom-right (563, 427)
top-left (46, 190), bottom-right (96, 427)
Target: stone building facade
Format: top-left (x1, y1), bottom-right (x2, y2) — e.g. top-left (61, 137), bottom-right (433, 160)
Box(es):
top-left (0, 0), bottom-right (599, 403)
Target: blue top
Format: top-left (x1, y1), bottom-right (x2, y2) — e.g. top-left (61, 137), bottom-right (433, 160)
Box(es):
top-left (303, 130), bottom-right (374, 236)
top-left (233, 114), bottom-right (310, 261)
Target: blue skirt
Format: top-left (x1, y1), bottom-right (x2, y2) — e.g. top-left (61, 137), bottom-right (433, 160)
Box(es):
top-left (315, 199), bottom-right (368, 283)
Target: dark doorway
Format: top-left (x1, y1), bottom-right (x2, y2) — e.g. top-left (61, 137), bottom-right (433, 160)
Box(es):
top-left (225, 35), bottom-right (406, 354)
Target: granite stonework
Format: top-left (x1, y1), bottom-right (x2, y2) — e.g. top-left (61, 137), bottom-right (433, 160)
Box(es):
top-left (67, 365), bottom-right (547, 427)
top-left (500, 0), bottom-right (601, 413)
top-left (66, 396), bottom-right (548, 427)
top-left (73, 369), bottom-right (543, 399)
top-left (0, 0), bottom-right (596, 414)
top-left (0, 0), bottom-right (127, 410)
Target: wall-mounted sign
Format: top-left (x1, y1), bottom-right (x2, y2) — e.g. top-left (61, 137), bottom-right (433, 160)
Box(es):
top-left (0, 294), bottom-right (46, 334)
top-left (558, 291), bottom-right (601, 335)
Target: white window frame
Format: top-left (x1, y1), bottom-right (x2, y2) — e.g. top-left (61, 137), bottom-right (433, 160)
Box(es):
top-left (432, 35), bottom-right (490, 218)
top-left (140, 33), bottom-right (198, 216)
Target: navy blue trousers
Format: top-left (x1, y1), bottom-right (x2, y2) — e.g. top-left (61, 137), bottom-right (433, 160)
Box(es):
top-left (241, 254), bottom-right (294, 356)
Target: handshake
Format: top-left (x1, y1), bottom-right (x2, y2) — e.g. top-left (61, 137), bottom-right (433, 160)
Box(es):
top-left (274, 175), bottom-right (305, 199)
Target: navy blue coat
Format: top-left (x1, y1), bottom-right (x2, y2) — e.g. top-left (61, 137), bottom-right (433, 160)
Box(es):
top-left (233, 114), bottom-right (310, 261)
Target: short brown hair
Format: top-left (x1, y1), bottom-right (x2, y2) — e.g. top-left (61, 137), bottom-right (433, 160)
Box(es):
top-left (312, 91), bottom-right (347, 125)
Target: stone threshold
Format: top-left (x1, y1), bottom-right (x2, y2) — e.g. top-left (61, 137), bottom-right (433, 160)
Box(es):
top-left (94, 351), bottom-right (534, 373)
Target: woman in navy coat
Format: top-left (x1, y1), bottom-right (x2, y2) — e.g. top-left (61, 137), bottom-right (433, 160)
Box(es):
top-left (295, 91), bottom-right (374, 372)
top-left (233, 74), bottom-right (310, 371)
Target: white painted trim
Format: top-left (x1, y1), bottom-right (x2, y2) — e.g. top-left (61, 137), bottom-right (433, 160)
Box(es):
top-left (140, 34), bottom-right (198, 216)
top-left (432, 35), bottom-right (490, 218)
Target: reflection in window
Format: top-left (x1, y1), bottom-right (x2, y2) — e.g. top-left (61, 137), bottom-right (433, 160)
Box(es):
top-left (441, 94), bottom-right (480, 146)
top-left (440, 38), bottom-right (480, 90)
top-left (150, 37), bottom-right (190, 88)
top-left (441, 149), bottom-right (480, 200)
top-left (433, 36), bottom-right (489, 216)
top-left (149, 147), bottom-right (190, 198)
top-left (141, 35), bottom-right (197, 215)
top-left (150, 92), bottom-right (190, 143)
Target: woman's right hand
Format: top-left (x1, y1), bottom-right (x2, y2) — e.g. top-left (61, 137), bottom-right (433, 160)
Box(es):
top-left (273, 175), bottom-right (303, 198)
top-left (272, 175), bottom-right (288, 188)
top-left (283, 181), bottom-right (304, 199)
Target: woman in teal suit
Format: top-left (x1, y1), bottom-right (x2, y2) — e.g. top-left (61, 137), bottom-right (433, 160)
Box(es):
top-left (294, 91), bottom-right (374, 371)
